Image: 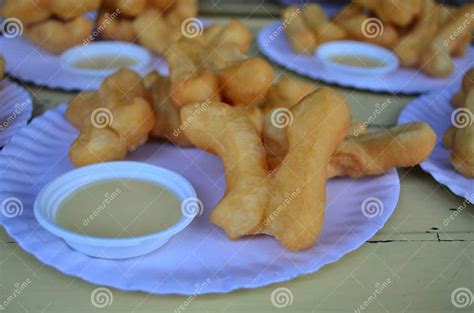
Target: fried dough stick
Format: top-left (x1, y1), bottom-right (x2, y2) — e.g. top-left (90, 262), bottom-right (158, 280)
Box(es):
top-left (301, 4), bottom-right (346, 44)
top-left (328, 123), bottom-right (436, 178)
top-left (0, 0), bottom-right (51, 26)
top-left (443, 76), bottom-right (474, 177)
top-left (420, 4), bottom-right (474, 77)
top-left (24, 17), bottom-right (94, 54)
top-left (181, 101), bottom-right (270, 239)
top-left (143, 71), bottom-right (193, 146)
top-left (282, 6), bottom-right (317, 53)
top-left (393, 0), bottom-right (439, 67)
top-left (165, 38), bottom-right (220, 107)
top-left (336, 13), bottom-right (399, 48)
top-left (452, 68), bottom-right (474, 107)
top-left (354, 0), bottom-right (422, 27)
top-left (67, 69), bottom-right (155, 167)
top-left (263, 88), bottom-right (350, 251)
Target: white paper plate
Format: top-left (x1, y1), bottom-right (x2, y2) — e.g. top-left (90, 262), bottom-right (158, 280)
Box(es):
top-left (0, 105), bottom-right (400, 295)
top-left (258, 21), bottom-right (474, 94)
top-left (0, 79), bottom-right (32, 147)
top-left (398, 86), bottom-right (474, 203)
top-left (0, 37), bottom-right (168, 91)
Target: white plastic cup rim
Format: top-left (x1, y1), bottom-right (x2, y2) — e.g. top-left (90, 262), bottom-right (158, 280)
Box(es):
top-left (59, 42), bottom-right (151, 77)
top-left (34, 161), bottom-right (198, 258)
top-left (315, 40), bottom-right (400, 76)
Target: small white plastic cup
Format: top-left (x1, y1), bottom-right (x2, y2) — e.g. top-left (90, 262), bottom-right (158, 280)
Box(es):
top-left (34, 161), bottom-right (198, 259)
top-left (60, 42), bottom-right (151, 77)
top-left (315, 40), bottom-right (399, 75)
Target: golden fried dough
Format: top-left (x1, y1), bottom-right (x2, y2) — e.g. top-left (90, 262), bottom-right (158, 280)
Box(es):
top-left (393, 0), bottom-right (439, 67)
top-left (165, 0), bottom-right (198, 27)
top-left (337, 13), bottom-right (399, 48)
top-left (132, 9), bottom-right (181, 55)
top-left (67, 69), bottom-right (155, 166)
top-left (181, 101), bottom-right (270, 239)
top-left (263, 88), bottom-right (350, 251)
top-left (301, 4), bottom-right (346, 44)
top-left (443, 70), bottom-right (474, 177)
top-left (375, 0), bottom-right (422, 28)
top-left (262, 77), bottom-right (318, 169)
top-left (69, 127), bottom-right (128, 167)
top-left (263, 75), bottom-right (316, 111)
top-left (103, 0), bottom-right (147, 17)
top-left (164, 21), bottom-right (258, 108)
top-left (282, 6), bottom-right (317, 53)
top-left (148, 0), bottom-right (176, 11)
top-left (97, 12), bottom-right (137, 42)
top-left (111, 97), bottom-right (155, 150)
top-left (205, 20), bottom-right (254, 54)
top-left (48, 0), bottom-right (101, 20)
top-left (420, 4), bottom-right (474, 77)
top-left (217, 57), bottom-right (274, 106)
top-left (285, 1), bottom-right (470, 77)
top-left (24, 17), bottom-right (93, 54)
top-left (0, 0), bottom-right (51, 26)
top-left (452, 68), bottom-right (474, 107)
top-left (144, 71), bottom-right (193, 146)
top-left (328, 122), bottom-right (436, 178)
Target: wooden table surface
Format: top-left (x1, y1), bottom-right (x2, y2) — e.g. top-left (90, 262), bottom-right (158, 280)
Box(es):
top-left (1, 11), bottom-right (473, 313)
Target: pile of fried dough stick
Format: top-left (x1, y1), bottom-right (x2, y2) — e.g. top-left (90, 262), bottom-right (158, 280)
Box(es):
top-left (0, 0), bottom-right (197, 54)
top-left (67, 21), bottom-right (437, 251)
top-left (283, 0), bottom-right (474, 77)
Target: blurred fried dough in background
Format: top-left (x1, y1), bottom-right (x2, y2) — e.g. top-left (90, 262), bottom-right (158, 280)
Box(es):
top-left (98, 0), bottom-right (198, 55)
top-left (443, 68), bottom-right (474, 177)
top-left (0, 0), bottom-right (100, 53)
top-left (0, 0), bottom-right (199, 55)
top-left (284, 0), bottom-right (474, 77)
